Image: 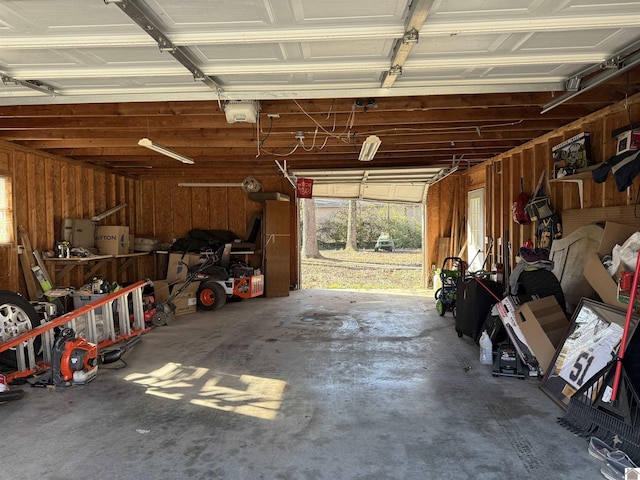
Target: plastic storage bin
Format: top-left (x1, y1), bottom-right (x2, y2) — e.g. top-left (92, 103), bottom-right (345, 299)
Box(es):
top-left (72, 292), bottom-right (107, 315)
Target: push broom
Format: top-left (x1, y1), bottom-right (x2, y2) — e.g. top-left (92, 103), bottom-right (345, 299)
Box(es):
top-left (558, 249), bottom-right (640, 462)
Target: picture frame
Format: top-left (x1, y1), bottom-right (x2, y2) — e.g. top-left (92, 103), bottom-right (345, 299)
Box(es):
top-left (540, 298), bottom-right (637, 410)
top-left (552, 132), bottom-right (592, 178)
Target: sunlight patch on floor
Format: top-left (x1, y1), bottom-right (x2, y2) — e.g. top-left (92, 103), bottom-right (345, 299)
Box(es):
top-left (124, 362), bottom-right (286, 420)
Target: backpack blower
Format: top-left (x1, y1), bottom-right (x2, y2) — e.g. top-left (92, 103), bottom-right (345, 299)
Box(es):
top-left (51, 328), bottom-right (140, 386)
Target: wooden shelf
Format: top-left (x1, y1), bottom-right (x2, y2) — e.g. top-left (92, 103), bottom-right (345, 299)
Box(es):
top-left (548, 164), bottom-right (601, 208)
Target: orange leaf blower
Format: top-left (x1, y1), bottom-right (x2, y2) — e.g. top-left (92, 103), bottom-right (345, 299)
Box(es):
top-left (51, 328), bottom-right (98, 386)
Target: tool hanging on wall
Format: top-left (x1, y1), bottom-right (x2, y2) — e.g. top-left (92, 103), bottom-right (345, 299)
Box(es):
top-left (177, 176), bottom-right (262, 194)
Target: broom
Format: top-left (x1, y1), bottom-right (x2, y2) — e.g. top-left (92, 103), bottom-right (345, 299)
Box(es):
top-left (558, 249), bottom-right (640, 462)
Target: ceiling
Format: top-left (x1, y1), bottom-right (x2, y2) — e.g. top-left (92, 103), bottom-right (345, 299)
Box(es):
top-left (0, 0), bottom-right (639, 201)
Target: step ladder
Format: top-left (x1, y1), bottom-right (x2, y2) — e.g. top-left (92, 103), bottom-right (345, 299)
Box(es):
top-left (0, 279), bottom-right (152, 382)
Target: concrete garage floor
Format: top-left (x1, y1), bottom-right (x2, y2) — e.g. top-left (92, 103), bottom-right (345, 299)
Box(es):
top-left (3, 289), bottom-right (605, 480)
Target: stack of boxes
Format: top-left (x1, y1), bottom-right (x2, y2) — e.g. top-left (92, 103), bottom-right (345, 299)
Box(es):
top-left (152, 252), bottom-right (202, 316)
top-left (62, 218), bottom-right (131, 255)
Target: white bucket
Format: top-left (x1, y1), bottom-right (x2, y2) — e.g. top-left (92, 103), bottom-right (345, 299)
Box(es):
top-left (433, 269), bottom-right (442, 290)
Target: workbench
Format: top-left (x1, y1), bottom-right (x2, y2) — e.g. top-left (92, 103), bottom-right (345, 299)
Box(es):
top-left (44, 252), bottom-right (150, 285)
top-left (113, 252), bottom-right (151, 281)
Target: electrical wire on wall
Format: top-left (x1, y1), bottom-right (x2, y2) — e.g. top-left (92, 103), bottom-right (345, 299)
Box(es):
top-left (299, 127), bottom-right (329, 152)
top-left (255, 100), bottom-right (355, 158)
top-left (292, 99), bottom-right (356, 144)
top-left (261, 142), bottom-right (300, 157)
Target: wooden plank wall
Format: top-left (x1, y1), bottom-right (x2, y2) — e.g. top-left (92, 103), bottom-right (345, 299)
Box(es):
top-left (1, 139), bottom-right (298, 297)
top-left (0, 141), bottom-right (137, 294)
top-left (425, 162), bottom-right (486, 287)
top-left (563, 205), bottom-right (640, 235)
top-left (481, 92), bottom-right (640, 270)
top-left (426, 173), bottom-right (469, 286)
top-left (136, 175), bottom-right (297, 284)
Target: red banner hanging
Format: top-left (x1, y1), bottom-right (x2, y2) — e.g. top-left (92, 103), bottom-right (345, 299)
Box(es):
top-left (296, 178), bottom-right (314, 198)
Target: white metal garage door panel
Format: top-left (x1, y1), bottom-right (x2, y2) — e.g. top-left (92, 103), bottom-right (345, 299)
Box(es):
top-left (0, 0), bottom-right (638, 103)
top-left (363, 184), bottom-right (426, 203)
top-left (312, 183), bottom-right (361, 199)
top-left (291, 167), bottom-right (445, 203)
top-left (311, 182), bottom-right (425, 203)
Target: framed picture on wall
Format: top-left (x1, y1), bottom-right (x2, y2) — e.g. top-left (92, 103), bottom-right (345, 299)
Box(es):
top-left (540, 298), bottom-right (637, 410)
top-left (552, 132), bottom-right (592, 178)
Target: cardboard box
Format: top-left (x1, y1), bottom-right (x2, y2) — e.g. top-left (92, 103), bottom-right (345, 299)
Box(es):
top-left (515, 296), bottom-right (569, 374)
top-left (166, 252), bottom-right (202, 283)
top-left (95, 226), bottom-right (130, 255)
top-left (497, 296), bottom-right (540, 375)
top-left (153, 280), bottom-right (200, 316)
top-left (62, 218), bottom-right (96, 249)
top-left (583, 222), bottom-right (638, 311)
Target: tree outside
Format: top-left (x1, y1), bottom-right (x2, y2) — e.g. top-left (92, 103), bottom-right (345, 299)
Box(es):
top-left (301, 197), bottom-right (322, 258)
top-left (317, 200), bottom-right (422, 250)
top-left (345, 200), bottom-right (357, 251)
top-left (302, 199), bottom-right (423, 290)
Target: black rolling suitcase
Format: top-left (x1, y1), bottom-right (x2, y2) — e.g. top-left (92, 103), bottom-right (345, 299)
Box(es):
top-left (455, 276), bottom-right (503, 344)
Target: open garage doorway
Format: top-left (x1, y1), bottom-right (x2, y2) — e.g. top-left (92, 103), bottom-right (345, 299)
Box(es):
top-left (288, 165), bottom-right (459, 291)
top-left (298, 198), bottom-right (424, 290)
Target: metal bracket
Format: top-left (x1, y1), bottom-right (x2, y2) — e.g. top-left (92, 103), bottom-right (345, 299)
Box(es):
top-left (1, 74), bottom-right (56, 96)
top-left (275, 160), bottom-right (296, 187)
top-left (389, 65), bottom-right (403, 76)
top-left (403, 28), bottom-right (419, 44)
top-left (566, 76), bottom-right (581, 92)
top-left (106, 0), bottom-right (223, 92)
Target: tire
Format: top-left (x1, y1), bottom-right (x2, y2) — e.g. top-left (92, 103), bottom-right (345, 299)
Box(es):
top-left (197, 281), bottom-right (227, 311)
top-left (152, 311), bottom-right (169, 327)
top-left (0, 291), bottom-right (41, 367)
top-left (517, 269), bottom-right (566, 312)
top-left (436, 299), bottom-right (446, 316)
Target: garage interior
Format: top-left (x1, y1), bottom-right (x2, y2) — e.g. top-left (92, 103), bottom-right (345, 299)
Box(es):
top-left (1, 1), bottom-right (640, 478)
